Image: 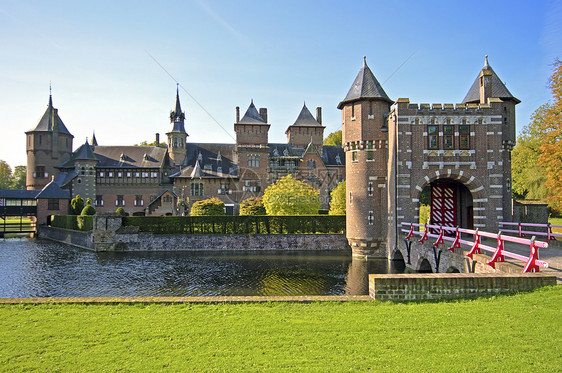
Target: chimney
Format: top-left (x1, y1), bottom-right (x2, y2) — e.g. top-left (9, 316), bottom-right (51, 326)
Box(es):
top-left (235, 106), bottom-right (240, 123)
top-left (259, 108), bottom-right (268, 123)
top-left (155, 133), bottom-right (160, 144)
top-left (316, 107), bottom-right (322, 124)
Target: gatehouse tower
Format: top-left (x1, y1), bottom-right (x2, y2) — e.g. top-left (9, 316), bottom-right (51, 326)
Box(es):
top-left (338, 57), bottom-right (392, 257)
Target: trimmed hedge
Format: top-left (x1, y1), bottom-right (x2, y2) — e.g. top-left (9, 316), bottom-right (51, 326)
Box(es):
top-left (122, 215), bottom-right (346, 234)
top-left (51, 215), bottom-right (93, 231)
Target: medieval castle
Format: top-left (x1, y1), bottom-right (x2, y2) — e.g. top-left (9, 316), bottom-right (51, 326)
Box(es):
top-left (25, 56), bottom-right (517, 258)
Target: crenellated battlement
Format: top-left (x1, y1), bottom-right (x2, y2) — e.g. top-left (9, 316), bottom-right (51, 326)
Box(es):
top-left (396, 97), bottom-right (504, 115)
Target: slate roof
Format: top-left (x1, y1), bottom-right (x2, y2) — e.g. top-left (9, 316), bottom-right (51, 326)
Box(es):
top-left (93, 146), bottom-right (168, 168)
top-left (27, 95), bottom-right (73, 136)
top-left (269, 143), bottom-right (306, 158)
top-left (290, 104), bottom-right (323, 127)
top-left (36, 179), bottom-right (70, 199)
top-left (267, 143), bottom-right (345, 167)
top-left (338, 57), bottom-right (392, 109)
top-left (0, 189), bottom-right (40, 199)
top-left (238, 101), bottom-right (267, 124)
top-left (169, 88), bottom-right (188, 134)
top-left (462, 58), bottom-right (520, 104)
top-left (171, 143), bottom-right (238, 179)
top-left (74, 141), bottom-right (97, 161)
top-left (321, 146), bottom-right (345, 167)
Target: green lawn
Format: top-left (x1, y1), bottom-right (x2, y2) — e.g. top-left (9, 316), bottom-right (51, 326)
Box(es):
top-left (550, 217), bottom-right (562, 235)
top-left (1, 287), bottom-right (561, 372)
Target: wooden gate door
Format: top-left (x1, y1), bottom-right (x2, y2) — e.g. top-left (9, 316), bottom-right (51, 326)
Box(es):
top-left (430, 184), bottom-right (457, 229)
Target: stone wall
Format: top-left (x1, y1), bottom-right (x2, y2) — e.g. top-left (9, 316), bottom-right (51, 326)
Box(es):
top-left (38, 225), bottom-right (93, 250)
top-left (369, 273), bottom-right (556, 301)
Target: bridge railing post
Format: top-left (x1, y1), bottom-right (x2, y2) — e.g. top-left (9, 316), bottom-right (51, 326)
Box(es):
top-left (418, 224), bottom-right (429, 243)
top-left (487, 232), bottom-right (506, 268)
top-left (518, 223), bottom-right (526, 238)
top-left (466, 229), bottom-right (481, 258)
top-left (522, 236), bottom-right (540, 273)
top-left (405, 224), bottom-right (414, 240)
top-left (449, 227), bottom-right (461, 252)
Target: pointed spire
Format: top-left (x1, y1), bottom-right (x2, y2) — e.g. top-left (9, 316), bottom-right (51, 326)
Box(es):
top-left (338, 56), bottom-right (392, 109)
top-left (91, 131), bottom-right (98, 147)
top-left (461, 56), bottom-right (520, 104)
top-left (169, 86), bottom-right (187, 134)
top-left (48, 82), bottom-right (53, 107)
top-left (190, 160), bottom-right (202, 179)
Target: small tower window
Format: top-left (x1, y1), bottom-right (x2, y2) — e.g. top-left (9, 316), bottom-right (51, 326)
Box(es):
top-left (368, 182), bottom-right (373, 197)
top-left (368, 211), bottom-right (374, 225)
top-left (428, 125), bottom-right (439, 149)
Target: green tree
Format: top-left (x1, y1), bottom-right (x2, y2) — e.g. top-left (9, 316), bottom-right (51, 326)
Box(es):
top-left (70, 195), bottom-right (85, 215)
top-left (262, 174), bottom-right (320, 215)
top-left (10, 165), bottom-right (26, 190)
top-left (328, 181), bottom-right (346, 215)
top-left (135, 140), bottom-right (167, 146)
top-left (512, 60), bottom-right (562, 213)
top-left (323, 130), bottom-right (342, 146)
top-left (190, 197), bottom-right (225, 216)
top-left (0, 160), bottom-right (12, 189)
top-left (239, 197), bottom-right (266, 215)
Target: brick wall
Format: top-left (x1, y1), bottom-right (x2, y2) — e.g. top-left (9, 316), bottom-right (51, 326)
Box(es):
top-left (369, 273), bottom-right (556, 301)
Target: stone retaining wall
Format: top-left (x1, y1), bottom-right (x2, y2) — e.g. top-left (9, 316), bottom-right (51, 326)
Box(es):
top-left (369, 273), bottom-right (557, 301)
top-left (38, 225), bottom-right (93, 250)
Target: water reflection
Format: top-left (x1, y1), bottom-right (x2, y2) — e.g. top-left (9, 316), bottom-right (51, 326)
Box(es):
top-left (0, 238), bottom-right (404, 298)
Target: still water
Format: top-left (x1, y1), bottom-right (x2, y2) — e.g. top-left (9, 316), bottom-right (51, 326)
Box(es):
top-left (0, 238), bottom-right (404, 298)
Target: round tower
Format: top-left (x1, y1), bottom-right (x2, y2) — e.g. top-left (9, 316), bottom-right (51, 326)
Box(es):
top-left (167, 85), bottom-right (188, 165)
top-left (338, 57), bottom-right (392, 258)
top-left (26, 93), bottom-right (74, 190)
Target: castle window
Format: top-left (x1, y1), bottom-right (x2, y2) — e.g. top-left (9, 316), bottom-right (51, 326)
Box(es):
top-left (369, 101), bottom-right (373, 115)
top-left (217, 166), bottom-right (222, 174)
top-left (428, 125), bottom-right (439, 149)
top-left (47, 199), bottom-right (59, 211)
top-left (35, 166), bottom-right (46, 179)
top-left (352, 151), bottom-right (358, 162)
top-left (99, 171), bottom-right (104, 178)
top-left (368, 211), bottom-right (374, 225)
top-left (142, 172), bottom-right (149, 178)
top-left (134, 195), bottom-right (143, 207)
top-left (351, 104), bottom-right (355, 119)
top-left (443, 125), bottom-right (454, 149)
top-left (191, 182), bottom-right (203, 196)
top-left (95, 195), bottom-right (103, 207)
top-left (116, 195), bottom-right (124, 206)
top-left (135, 172), bottom-right (140, 178)
top-left (368, 182), bottom-right (373, 197)
top-left (108, 172), bottom-right (113, 178)
top-left (459, 125), bottom-right (470, 149)
top-left (349, 192), bottom-right (353, 204)
top-left (117, 172), bottom-right (122, 178)
top-left (248, 154), bottom-right (259, 168)
top-left (151, 172), bottom-right (158, 178)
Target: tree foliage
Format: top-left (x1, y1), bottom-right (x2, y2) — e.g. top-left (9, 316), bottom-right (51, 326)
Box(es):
top-left (116, 207), bottom-right (127, 216)
top-left (190, 197), bottom-right (225, 216)
top-left (512, 59), bottom-right (562, 213)
top-left (0, 160), bottom-right (12, 189)
top-left (262, 174), bottom-right (321, 215)
top-left (135, 140), bottom-right (167, 147)
top-left (323, 130), bottom-right (342, 146)
top-left (11, 166), bottom-right (26, 190)
top-left (70, 195), bottom-right (85, 215)
top-left (328, 181), bottom-right (346, 215)
top-left (239, 197), bottom-right (266, 215)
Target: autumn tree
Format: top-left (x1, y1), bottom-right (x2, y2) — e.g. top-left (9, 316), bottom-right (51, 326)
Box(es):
top-left (512, 59), bottom-right (562, 213)
top-left (323, 130), bottom-right (342, 146)
top-left (328, 181), bottom-right (346, 215)
top-left (262, 174), bottom-right (320, 215)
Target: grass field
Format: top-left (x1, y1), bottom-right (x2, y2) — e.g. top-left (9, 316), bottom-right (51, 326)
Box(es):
top-left (1, 286), bottom-right (560, 372)
top-left (550, 217), bottom-right (562, 235)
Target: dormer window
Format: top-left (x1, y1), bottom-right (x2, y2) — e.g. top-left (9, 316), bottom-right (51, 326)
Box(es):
top-left (283, 149), bottom-right (289, 156)
top-left (335, 154), bottom-right (342, 165)
top-left (198, 153), bottom-right (203, 161)
top-left (273, 149), bottom-right (279, 157)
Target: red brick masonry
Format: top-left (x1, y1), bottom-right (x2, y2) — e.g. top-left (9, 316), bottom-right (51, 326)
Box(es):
top-left (369, 273), bottom-right (557, 301)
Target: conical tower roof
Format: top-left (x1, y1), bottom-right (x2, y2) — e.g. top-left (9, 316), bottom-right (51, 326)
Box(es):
top-left (27, 93), bottom-right (73, 135)
top-left (238, 100), bottom-right (267, 124)
top-left (74, 140), bottom-right (98, 161)
top-left (91, 132), bottom-right (98, 147)
top-left (338, 57), bottom-right (392, 109)
top-left (291, 103), bottom-right (323, 127)
top-left (169, 86), bottom-right (187, 134)
top-left (462, 56), bottom-right (520, 104)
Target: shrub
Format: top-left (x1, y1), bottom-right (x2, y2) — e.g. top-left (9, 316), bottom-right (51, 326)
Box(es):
top-left (70, 195), bottom-right (84, 215)
top-left (81, 205), bottom-right (96, 216)
top-left (239, 197), bottom-right (266, 215)
top-left (77, 215), bottom-right (93, 231)
top-left (191, 198), bottom-right (225, 216)
top-left (116, 207), bottom-right (127, 216)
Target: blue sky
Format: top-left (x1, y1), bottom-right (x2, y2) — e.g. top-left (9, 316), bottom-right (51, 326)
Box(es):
top-left (1, 0), bottom-right (560, 169)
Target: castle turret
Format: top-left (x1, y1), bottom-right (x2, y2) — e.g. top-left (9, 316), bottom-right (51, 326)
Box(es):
top-left (167, 86), bottom-right (188, 165)
top-left (338, 57), bottom-right (392, 257)
top-left (285, 103), bottom-right (325, 148)
top-left (71, 140), bottom-right (98, 202)
top-left (26, 91), bottom-right (74, 190)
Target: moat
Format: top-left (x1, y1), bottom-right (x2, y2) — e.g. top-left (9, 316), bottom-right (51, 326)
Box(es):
top-left (0, 238), bottom-right (405, 298)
